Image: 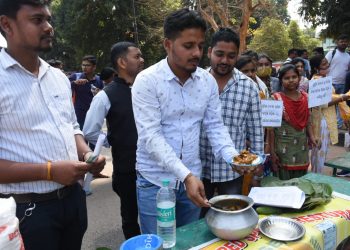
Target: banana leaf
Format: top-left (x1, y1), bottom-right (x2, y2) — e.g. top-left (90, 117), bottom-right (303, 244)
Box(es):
top-left (260, 176), bottom-right (333, 211)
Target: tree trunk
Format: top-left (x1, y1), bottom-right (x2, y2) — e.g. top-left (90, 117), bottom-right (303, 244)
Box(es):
top-left (197, 0), bottom-right (264, 53)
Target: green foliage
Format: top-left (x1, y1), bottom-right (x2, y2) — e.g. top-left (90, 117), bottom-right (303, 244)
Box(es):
top-left (249, 17), bottom-right (321, 60)
top-left (287, 21), bottom-right (306, 49)
top-left (299, 0), bottom-right (350, 38)
top-left (303, 36), bottom-right (321, 53)
top-left (248, 17), bottom-right (292, 61)
top-left (251, 0), bottom-right (290, 30)
top-left (46, 0), bottom-right (183, 72)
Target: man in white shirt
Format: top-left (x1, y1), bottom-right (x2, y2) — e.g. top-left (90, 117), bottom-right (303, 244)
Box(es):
top-left (84, 41), bottom-right (144, 239)
top-left (132, 8), bottom-right (239, 234)
top-left (325, 34), bottom-right (350, 128)
top-left (0, 1), bottom-right (105, 249)
top-left (284, 48), bottom-right (298, 64)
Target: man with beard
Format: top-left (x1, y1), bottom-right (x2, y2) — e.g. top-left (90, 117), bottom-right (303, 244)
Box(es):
top-left (83, 41), bottom-right (144, 239)
top-left (0, 1), bottom-right (106, 249)
top-left (132, 9), bottom-right (239, 234)
top-left (200, 28), bottom-right (264, 217)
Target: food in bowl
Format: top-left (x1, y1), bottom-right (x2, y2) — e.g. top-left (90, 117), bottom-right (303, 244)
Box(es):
top-left (214, 199), bottom-right (248, 211)
top-left (206, 195), bottom-right (259, 240)
top-left (233, 150), bottom-right (258, 165)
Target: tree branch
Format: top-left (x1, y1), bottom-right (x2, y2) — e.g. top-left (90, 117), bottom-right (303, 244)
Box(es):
top-left (207, 0), bottom-right (230, 26)
top-left (198, 5), bottom-right (219, 31)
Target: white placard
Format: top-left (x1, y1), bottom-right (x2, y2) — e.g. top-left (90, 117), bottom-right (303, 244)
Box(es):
top-left (261, 100), bottom-right (283, 127)
top-left (308, 76), bottom-right (333, 108)
top-left (249, 186), bottom-right (306, 209)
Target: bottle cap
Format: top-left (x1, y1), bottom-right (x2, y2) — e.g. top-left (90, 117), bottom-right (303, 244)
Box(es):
top-left (162, 179), bottom-right (170, 187)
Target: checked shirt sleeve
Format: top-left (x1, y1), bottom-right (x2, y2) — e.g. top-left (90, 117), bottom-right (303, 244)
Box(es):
top-left (246, 82), bottom-right (264, 154)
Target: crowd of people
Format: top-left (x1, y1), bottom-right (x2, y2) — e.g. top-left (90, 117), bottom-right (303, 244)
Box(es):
top-left (0, 1), bottom-right (350, 250)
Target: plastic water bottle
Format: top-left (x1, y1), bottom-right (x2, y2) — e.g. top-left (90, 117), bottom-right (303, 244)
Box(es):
top-left (157, 179), bottom-right (176, 248)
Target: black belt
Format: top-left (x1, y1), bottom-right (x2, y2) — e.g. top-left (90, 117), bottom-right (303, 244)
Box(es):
top-left (0, 185), bottom-right (75, 204)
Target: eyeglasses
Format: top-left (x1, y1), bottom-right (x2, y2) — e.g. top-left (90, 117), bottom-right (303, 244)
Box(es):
top-left (82, 64), bottom-right (93, 67)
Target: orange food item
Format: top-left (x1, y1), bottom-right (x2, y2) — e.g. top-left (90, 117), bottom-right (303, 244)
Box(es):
top-left (233, 150), bottom-right (258, 165)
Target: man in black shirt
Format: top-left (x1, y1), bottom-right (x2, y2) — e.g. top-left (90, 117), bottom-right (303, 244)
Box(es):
top-left (83, 42), bottom-right (144, 239)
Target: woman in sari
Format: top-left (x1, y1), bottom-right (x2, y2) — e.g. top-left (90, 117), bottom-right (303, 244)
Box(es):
top-left (270, 64), bottom-right (317, 180)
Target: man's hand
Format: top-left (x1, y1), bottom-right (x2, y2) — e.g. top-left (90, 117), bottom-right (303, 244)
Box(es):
top-left (86, 155), bottom-right (106, 174)
top-left (51, 160), bottom-right (90, 186)
top-left (184, 174), bottom-right (210, 208)
top-left (74, 79), bottom-right (89, 85)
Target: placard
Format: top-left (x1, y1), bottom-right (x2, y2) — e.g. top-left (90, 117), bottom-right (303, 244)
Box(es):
top-left (260, 100), bottom-right (283, 127)
top-left (308, 76), bottom-right (333, 108)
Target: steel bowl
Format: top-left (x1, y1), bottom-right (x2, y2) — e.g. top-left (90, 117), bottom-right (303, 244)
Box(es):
top-left (259, 216), bottom-right (305, 241)
top-left (205, 195), bottom-right (259, 240)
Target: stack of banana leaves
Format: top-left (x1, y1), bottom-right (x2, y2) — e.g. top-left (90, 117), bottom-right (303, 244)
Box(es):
top-left (256, 176), bottom-right (333, 215)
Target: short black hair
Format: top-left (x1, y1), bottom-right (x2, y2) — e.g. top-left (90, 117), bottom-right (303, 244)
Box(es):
top-left (164, 8), bottom-right (207, 40)
top-left (210, 27), bottom-right (240, 49)
top-left (47, 59), bottom-right (62, 67)
top-left (309, 54), bottom-right (325, 77)
top-left (0, 0), bottom-right (51, 36)
top-left (291, 57), bottom-right (305, 66)
top-left (312, 47), bottom-right (324, 55)
top-left (241, 50), bottom-right (258, 61)
top-left (0, 0), bottom-right (50, 18)
top-left (82, 55), bottom-right (97, 65)
top-left (236, 55), bottom-right (255, 70)
top-left (288, 48), bottom-right (298, 56)
top-left (258, 53), bottom-right (273, 65)
top-left (337, 34), bottom-right (349, 40)
top-left (278, 64), bottom-right (299, 83)
top-left (100, 67), bottom-right (116, 81)
top-left (110, 41), bottom-right (137, 70)
top-left (297, 49), bottom-right (307, 57)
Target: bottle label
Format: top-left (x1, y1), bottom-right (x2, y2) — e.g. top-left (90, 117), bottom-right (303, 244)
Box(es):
top-left (157, 207), bottom-right (175, 222)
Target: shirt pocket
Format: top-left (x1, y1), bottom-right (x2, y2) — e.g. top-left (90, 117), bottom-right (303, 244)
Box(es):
top-left (50, 92), bottom-right (74, 124)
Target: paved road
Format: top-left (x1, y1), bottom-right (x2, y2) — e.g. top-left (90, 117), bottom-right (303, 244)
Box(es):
top-left (81, 144), bottom-right (348, 250)
top-left (82, 146), bottom-right (124, 250)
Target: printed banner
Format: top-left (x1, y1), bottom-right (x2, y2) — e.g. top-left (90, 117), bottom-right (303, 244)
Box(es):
top-left (190, 194), bottom-right (350, 250)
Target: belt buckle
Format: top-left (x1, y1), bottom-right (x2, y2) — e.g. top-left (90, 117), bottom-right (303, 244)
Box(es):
top-left (57, 187), bottom-right (64, 200)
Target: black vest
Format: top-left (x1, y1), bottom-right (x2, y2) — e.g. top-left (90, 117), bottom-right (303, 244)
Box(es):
top-left (104, 77), bottom-right (137, 151)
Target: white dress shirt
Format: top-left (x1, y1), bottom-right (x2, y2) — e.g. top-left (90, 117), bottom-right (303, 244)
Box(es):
top-left (132, 59), bottom-right (238, 189)
top-left (83, 90), bottom-right (110, 146)
top-left (0, 49), bottom-right (82, 194)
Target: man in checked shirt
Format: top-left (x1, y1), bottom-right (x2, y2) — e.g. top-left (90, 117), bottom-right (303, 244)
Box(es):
top-left (200, 28), bottom-right (264, 217)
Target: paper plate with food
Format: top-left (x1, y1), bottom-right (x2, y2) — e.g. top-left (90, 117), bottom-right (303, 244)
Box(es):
top-left (231, 150), bottom-right (266, 173)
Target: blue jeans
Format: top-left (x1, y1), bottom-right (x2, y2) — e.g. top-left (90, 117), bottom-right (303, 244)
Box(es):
top-left (136, 173), bottom-right (201, 234)
top-left (333, 84), bottom-right (345, 128)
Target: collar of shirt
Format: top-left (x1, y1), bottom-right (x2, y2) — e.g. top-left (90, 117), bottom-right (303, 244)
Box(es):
top-left (112, 76), bottom-right (132, 88)
top-left (162, 57), bottom-right (201, 82)
top-left (0, 48), bottom-right (50, 80)
top-left (206, 67), bottom-right (253, 94)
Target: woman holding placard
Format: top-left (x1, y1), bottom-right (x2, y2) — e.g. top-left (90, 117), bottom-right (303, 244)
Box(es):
top-left (309, 55), bottom-right (350, 173)
top-left (270, 64), bottom-right (317, 180)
